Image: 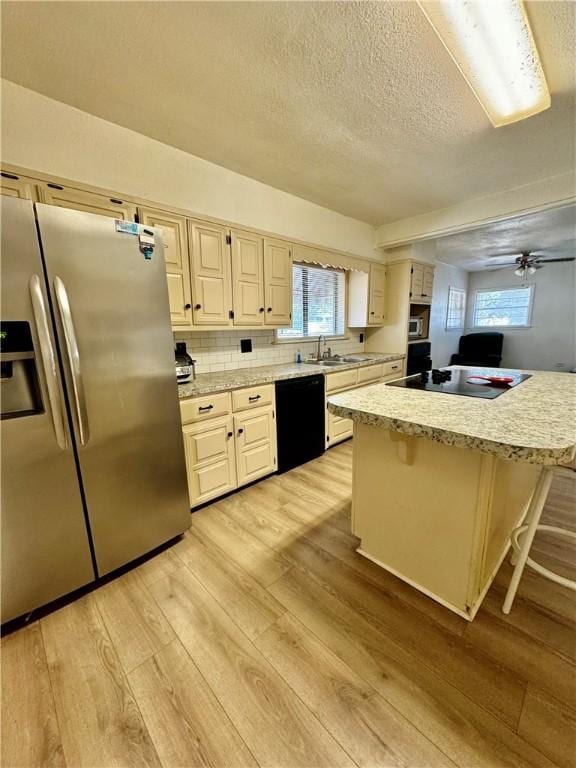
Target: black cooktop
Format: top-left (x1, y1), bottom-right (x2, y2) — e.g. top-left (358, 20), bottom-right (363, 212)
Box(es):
top-left (386, 369), bottom-right (531, 399)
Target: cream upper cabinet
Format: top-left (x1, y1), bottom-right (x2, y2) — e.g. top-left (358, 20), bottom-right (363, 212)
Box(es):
top-left (189, 219), bottom-right (232, 326)
top-left (264, 238), bottom-right (292, 326)
top-left (139, 207), bottom-right (193, 328)
top-left (234, 406), bottom-right (276, 487)
top-left (0, 172), bottom-right (38, 200)
top-left (231, 229), bottom-right (265, 326)
top-left (368, 264), bottom-right (387, 325)
top-left (410, 263), bottom-right (435, 303)
top-left (348, 264), bottom-right (386, 327)
top-left (37, 183), bottom-right (137, 220)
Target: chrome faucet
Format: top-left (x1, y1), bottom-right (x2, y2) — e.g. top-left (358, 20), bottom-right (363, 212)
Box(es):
top-left (317, 335), bottom-right (325, 360)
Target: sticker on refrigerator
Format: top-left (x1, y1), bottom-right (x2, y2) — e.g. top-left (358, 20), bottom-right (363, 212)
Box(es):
top-left (115, 220), bottom-right (139, 235)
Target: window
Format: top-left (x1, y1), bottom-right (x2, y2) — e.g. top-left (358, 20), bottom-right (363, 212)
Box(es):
top-left (446, 287), bottom-right (466, 330)
top-left (277, 263), bottom-right (345, 340)
top-left (472, 285), bottom-right (534, 328)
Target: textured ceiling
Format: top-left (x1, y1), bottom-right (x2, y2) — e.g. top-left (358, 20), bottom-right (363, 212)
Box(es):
top-left (434, 204), bottom-right (576, 270)
top-left (1, 1), bottom-right (575, 226)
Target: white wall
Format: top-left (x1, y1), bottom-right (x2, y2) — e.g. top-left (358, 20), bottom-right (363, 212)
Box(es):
top-left (429, 263), bottom-right (469, 367)
top-left (0, 80), bottom-right (377, 259)
top-left (465, 262), bottom-right (576, 372)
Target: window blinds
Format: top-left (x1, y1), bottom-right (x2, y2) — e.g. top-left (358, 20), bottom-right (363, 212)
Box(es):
top-left (446, 287), bottom-right (467, 330)
top-left (278, 264), bottom-right (345, 339)
top-left (473, 286), bottom-right (533, 327)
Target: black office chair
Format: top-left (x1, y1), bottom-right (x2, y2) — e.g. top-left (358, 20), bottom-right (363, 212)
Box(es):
top-left (450, 332), bottom-right (504, 368)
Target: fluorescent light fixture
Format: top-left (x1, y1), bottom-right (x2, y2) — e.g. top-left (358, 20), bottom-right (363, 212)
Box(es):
top-left (418, 0), bottom-right (551, 127)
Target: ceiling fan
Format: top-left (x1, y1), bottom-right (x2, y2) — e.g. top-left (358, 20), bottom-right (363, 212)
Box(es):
top-left (486, 251), bottom-right (575, 277)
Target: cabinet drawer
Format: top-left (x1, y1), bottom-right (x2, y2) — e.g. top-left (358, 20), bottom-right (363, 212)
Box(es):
top-left (325, 369), bottom-right (358, 393)
top-left (180, 392), bottom-right (232, 424)
top-left (357, 364), bottom-right (383, 384)
top-left (382, 360), bottom-right (403, 378)
top-left (232, 384), bottom-right (274, 412)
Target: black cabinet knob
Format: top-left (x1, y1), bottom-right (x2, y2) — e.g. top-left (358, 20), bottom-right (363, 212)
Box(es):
top-left (267, 307), bottom-right (272, 312)
top-left (184, 303), bottom-right (192, 310)
top-left (227, 431), bottom-right (233, 438)
top-left (238, 428), bottom-right (244, 435)
top-left (259, 307), bottom-right (264, 313)
top-left (195, 304), bottom-right (201, 310)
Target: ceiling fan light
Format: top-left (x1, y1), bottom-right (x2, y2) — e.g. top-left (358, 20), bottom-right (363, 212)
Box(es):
top-left (418, 0), bottom-right (551, 127)
top-left (527, 265), bottom-right (537, 274)
top-left (514, 266), bottom-right (526, 277)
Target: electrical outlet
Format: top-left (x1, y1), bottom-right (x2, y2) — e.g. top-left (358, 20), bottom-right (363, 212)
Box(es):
top-left (240, 338), bottom-right (252, 353)
top-left (359, 332), bottom-right (364, 343)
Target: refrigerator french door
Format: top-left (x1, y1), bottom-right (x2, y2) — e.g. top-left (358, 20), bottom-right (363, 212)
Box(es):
top-left (1, 198), bottom-right (190, 624)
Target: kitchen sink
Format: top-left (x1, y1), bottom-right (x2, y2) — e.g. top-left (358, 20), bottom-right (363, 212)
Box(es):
top-left (303, 355), bottom-right (378, 366)
top-left (303, 359), bottom-right (347, 366)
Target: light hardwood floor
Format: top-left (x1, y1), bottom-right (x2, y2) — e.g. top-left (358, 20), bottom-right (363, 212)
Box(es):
top-left (2, 442), bottom-right (575, 768)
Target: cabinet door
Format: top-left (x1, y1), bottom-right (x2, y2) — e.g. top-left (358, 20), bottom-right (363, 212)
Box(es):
top-left (37, 183), bottom-right (137, 220)
top-left (231, 229), bottom-right (264, 326)
top-left (0, 172), bottom-right (38, 200)
top-left (234, 407), bottom-right (276, 487)
top-left (327, 410), bottom-right (354, 447)
top-left (410, 264), bottom-right (424, 301)
top-left (139, 207), bottom-right (193, 328)
top-left (264, 238), bottom-right (292, 326)
top-left (368, 264), bottom-right (386, 325)
top-left (422, 266), bottom-right (435, 301)
top-left (182, 417), bottom-right (236, 507)
top-left (189, 219), bottom-right (232, 326)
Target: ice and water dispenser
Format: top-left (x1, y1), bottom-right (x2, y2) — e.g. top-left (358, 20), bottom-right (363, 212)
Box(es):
top-left (0, 321), bottom-right (44, 419)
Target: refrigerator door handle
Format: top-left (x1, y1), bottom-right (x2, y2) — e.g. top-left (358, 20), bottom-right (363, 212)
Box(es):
top-left (53, 276), bottom-right (90, 446)
top-left (29, 275), bottom-right (69, 450)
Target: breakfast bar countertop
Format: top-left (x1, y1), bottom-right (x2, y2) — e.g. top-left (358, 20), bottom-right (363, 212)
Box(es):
top-left (328, 367), bottom-right (576, 465)
top-left (177, 352), bottom-right (405, 398)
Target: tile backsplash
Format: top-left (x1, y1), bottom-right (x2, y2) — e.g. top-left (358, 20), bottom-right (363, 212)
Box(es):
top-left (174, 330), bottom-right (365, 374)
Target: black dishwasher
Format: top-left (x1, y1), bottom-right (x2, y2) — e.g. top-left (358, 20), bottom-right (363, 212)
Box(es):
top-left (275, 374), bottom-right (325, 473)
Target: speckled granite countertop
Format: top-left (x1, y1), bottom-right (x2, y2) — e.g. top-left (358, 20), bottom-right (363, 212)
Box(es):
top-left (178, 353), bottom-right (405, 398)
top-left (328, 367), bottom-right (576, 465)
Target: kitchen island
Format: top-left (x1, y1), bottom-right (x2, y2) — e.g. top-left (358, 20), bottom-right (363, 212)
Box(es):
top-left (328, 367), bottom-right (576, 620)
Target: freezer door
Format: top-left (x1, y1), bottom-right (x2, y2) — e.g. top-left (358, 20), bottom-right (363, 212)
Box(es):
top-left (1, 197), bottom-right (95, 624)
top-left (36, 204), bottom-right (190, 576)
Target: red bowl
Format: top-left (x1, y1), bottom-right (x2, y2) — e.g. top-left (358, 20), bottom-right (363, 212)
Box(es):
top-left (467, 375), bottom-right (514, 387)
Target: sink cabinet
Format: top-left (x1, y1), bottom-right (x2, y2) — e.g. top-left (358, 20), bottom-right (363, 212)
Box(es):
top-left (325, 361), bottom-right (404, 448)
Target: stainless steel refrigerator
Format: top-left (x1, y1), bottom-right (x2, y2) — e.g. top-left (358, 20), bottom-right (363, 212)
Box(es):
top-left (1, 197), bottom-right (191, 624)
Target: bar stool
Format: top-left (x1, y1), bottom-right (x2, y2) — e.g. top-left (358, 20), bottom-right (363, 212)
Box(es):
top-left (503, 466), bottom-right (576, 614)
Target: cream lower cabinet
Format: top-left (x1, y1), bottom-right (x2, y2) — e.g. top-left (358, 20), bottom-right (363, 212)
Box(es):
top-left (326, 369), bottom-right (359, 448)
top-left (182, 416), bottom-right (237, 506)
top-left (234, 406), bottom-right (276, 486)
top-left (181, 384), bottom-right (276, 507)
top-left (325, 362), bottom-right (403, 448)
